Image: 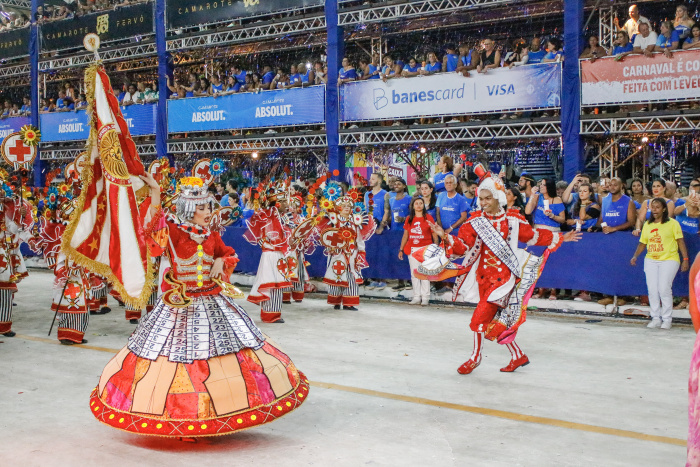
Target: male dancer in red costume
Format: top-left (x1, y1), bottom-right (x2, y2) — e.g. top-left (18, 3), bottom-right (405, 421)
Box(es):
top-left (426, 166), bottom-right (580, 374)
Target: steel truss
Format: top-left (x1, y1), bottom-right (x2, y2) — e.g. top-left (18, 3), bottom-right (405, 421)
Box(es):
top-left (0, 63), bottom-right (30, 78)
top-left (581, 112), bottom-right (700, 136)
top-left (339, 0), bottom-right (515, 26)
top-left (40, 143), bottom-right (156, 160)
top-left (166, 16), bottom-right (325, 52)
top-left (0, 0), bottom-right (30, 8)
top-left (340, 120), bottom-right (561, 145)
top-left (167, 133), bottom-right (327, 153)
top-left (598, 6), bottom-right (615, 50)
top-left (39, 42), bottom-right (156, 71)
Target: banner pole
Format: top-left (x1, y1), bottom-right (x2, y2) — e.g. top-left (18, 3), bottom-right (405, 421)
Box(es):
top-left (562, 0), bottom-right (585, 181)
top-left (325, 0), bottom-right (345, 181)
top-left (30, 0), bottom-right (42, 188)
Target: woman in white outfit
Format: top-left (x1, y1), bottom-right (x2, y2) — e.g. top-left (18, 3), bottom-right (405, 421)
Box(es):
top-left (399, 197), bottom-right (439, 305)
top-left (630, 198), bottom-right (689, 329)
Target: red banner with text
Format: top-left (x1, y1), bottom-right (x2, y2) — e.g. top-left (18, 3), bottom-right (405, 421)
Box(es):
top-left (580, 49), bottom-right (700, 105)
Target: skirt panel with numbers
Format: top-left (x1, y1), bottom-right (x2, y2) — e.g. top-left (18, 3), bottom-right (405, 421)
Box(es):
top-left (89, 294), bottom-right (309, 437)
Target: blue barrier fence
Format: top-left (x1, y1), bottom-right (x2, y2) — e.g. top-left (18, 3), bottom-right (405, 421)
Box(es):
top-left (220, 228), bottom-right (699, 297)
top-left (23, 228), bottom-right (695, 297)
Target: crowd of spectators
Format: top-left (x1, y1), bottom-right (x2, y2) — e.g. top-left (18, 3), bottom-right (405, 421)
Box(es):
top-left (33, 79), bottom-right (159, 114)
top-left (338, 36), bottom-right (563, 85)
top-left (166, 61), bottom-right (328, 99)
top-left (34, 0), bottom-right (149, 25)
top-left (580, 4), bottom-right (699, 60)
top-left (0, 97), bottom-right (31, 118)
top-left (0, 10), bottom-right (30, 32)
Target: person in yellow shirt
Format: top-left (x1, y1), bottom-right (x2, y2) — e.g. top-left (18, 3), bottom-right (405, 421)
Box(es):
top-left (630, 197), bottom-right (689, 329)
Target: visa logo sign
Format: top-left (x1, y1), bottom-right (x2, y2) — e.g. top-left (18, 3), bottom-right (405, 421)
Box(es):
top-left (486, 84), bottom-right (515, 96)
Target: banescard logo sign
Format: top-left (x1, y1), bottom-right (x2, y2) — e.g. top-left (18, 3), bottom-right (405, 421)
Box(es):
top-left (373, 84), bottom-right (468, 110)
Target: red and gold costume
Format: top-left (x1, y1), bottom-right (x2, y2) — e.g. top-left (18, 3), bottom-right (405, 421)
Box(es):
top-left (416, 166), bottom-right (564, 374)
top-left (244, 200), bottom-right (293, 323)
top-left (32, 210), bottom-right (92, 344)
top-left (282, 195), bottom-right (310, 303)
top-left (0, 193), bottom-right (35, 335)
top-left (90, 178), bottom-right (308, 437)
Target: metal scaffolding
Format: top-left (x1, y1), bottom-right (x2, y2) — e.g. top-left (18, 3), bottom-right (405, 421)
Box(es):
top-left (167, 133), bottom-right (327, 153)
top-left (340, 120), bottom-right (562, 145)
top-left (39, 143), bottom-right (157, 160)
top-left (339, 0), bottom-right (515, 26)
top-left (166, 16), bottom-right (326, 52)
top-left (39, 43), bottom-right (157, 71)
top-left (581, 112), bottom-right (700, 136)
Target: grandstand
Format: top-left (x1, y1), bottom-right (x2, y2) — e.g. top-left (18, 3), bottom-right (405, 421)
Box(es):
top-left (0, 0), bottom-right (699, 187)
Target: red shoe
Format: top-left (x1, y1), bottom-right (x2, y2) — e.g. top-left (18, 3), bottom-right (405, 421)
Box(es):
top-left (457, 359), bottom-right (481, 375)
top-left (500, 355), bottom-right (529, 372)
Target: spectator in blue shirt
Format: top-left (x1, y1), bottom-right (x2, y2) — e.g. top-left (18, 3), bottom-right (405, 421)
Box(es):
top-left (401, 58), bottom-right (421, 77)
top-left (542, 38), bottom-right (564, 62)
top-left (381, 55), bottom-right (401, 81)
top-left (433, 155), bottom-right (462, 193)
top-left (288, 65), bottom-right (303, 88)
top-left (222, 76), bottom-right (241, 95)
top-left (436, 175), bottom-right (469, 236)
top-left (611, 31), bottom-right (634, 57)
top-left (231, 65), bottom-right (247, 85)
top-left (456, 43), bottom-right (479, 77)
top-left (442, 45), bottom-right (459, 72)
top-left (527, 37), bottom-right (546, 64)
top-left (421, 52), bottom-right (442, 74)
top-left (75, 93), bottom-right (88, 110)
top-left (297, 62), bottom-right (314, 85)
top-left (19, 97), bottom-right (31, 116)
top-left (655, 20), bottom-right (680, 57)
top-left (56, 90), bottom-right (74, 111)
top-left (338, 57), bottom-right (357, 84)
top-left (673, 180), bottom-right (700, 235)
top-left (684, 24), bottom-right (700, 50)
top-left (359, 58), bottom-right (380, 80)
top-left (261, 66), bottom-right (276, 88)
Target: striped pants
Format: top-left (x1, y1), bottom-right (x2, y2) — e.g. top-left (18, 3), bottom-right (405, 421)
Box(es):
top-left (0, 289), bottom-right (13, 333)
top-left (57, 312), bottom-right (89, 343)
top-left (125, 289), bottom-right (157, 321)
top-left (261, 288), bottom-right (283, 323)
top-left (327, 278), bottom-right (360, 307)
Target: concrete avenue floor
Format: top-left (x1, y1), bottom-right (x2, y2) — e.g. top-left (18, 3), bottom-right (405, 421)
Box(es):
top-left (0, 269), bottom-right (691, 466)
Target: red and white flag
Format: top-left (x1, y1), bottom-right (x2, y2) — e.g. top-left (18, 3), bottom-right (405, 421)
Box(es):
top-left (62, 64), bottom-right (153, 308)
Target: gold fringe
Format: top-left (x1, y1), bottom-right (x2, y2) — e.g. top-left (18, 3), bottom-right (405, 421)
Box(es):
top-left (61, 63), bottom-right (155, 310)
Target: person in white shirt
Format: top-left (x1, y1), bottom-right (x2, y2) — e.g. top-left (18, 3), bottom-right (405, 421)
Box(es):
top-left (632, 22), bottom-right (658, 57)
top-left (616, 4), bottom-right (651, 40)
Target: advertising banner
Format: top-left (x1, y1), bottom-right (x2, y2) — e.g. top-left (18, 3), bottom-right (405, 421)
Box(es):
top-left (0, 117), bottom-right (31, 143)
top-left (0, 27), bottom-right (29, 59)
top-left (167, 0), bottom-right (322, 29)
top-left (40, 104), bottom-right (156, 142)
top-left (581, 50), bottom-right (700, 105)
top-left (41, 2), bottom-right (153, 51)
top-left (167, 86), bottom-right (325, 133)
top-left (339, 63), bottom-right (561, 122)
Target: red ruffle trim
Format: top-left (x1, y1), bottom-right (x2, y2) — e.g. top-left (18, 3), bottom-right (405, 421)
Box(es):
top-left (89, 372), bottom-right (310, 437)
